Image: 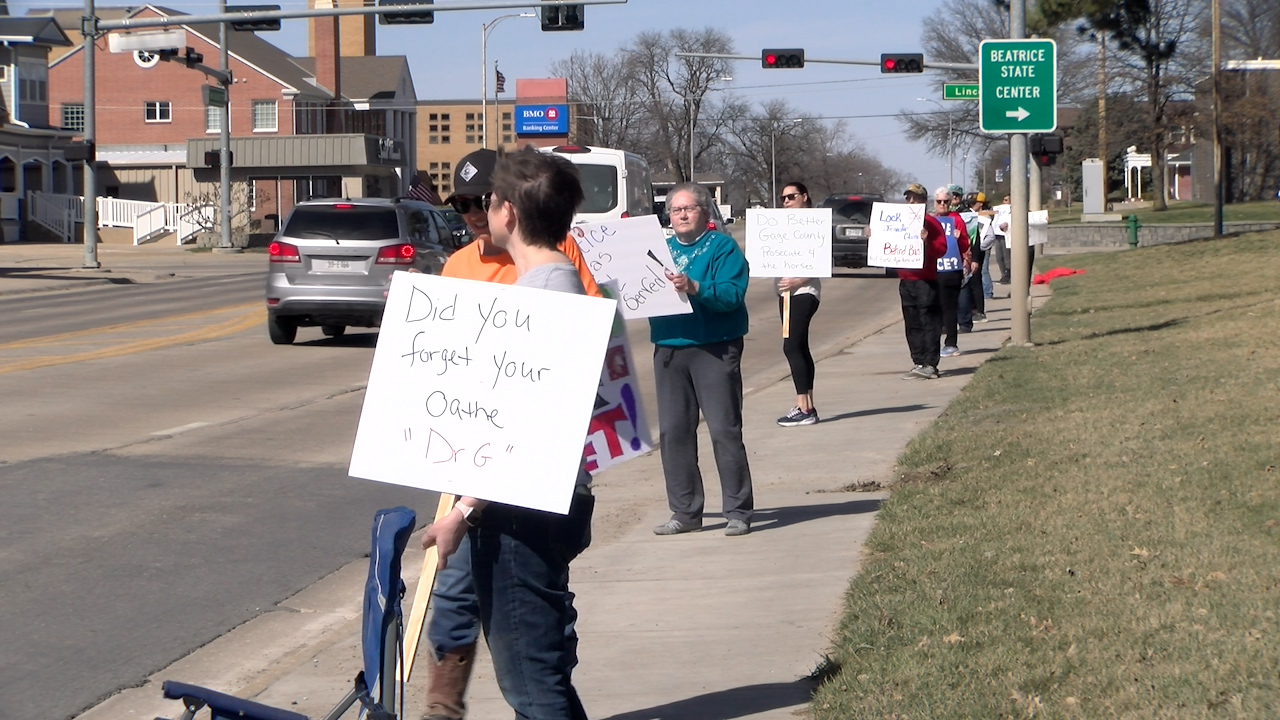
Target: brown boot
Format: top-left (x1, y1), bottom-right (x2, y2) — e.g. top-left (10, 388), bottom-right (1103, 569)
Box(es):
top-left (422, 644), bottom-right (476, 720)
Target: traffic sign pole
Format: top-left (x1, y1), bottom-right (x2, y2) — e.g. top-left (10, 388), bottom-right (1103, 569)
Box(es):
top-left (1007, 0), bottom-right (1031, 346)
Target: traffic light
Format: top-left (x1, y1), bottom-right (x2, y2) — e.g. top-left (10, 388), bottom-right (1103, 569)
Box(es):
top-left (379, 0), bottom-right (433, 25)
top-left (204, 150), bottom-right (234, 168)
top-left (228, 5), bottom-right (281, 32)
top-left (1030, 134), bottom-right (1064, 167)
top-left (761, 48), bottom-right (804, 69)
top-left (182, 47), bottom-right (204, 68)
top-left (880, 53), bottom-right (924, 73)
top-left (541, 2), bottom-right (584, 31)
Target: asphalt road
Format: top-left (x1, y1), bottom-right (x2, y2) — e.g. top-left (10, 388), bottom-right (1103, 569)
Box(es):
top-left (0, 259), bottom-right (901, 720)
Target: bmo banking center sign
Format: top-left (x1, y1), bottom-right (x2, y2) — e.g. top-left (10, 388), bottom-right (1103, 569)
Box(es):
top-left (515, 104), bottom-right (569, 136)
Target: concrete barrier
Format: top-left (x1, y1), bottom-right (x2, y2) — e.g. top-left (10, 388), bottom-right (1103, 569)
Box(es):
top-left (1047, 221), bottom-right (1280, 249)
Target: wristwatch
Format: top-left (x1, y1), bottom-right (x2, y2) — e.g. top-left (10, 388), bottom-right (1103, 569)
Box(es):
top-left (457, 503), bottom-right (483, 528)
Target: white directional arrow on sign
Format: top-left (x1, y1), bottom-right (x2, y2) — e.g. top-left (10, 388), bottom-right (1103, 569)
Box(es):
top-left (1005, 107), bottom-right (1031, 121)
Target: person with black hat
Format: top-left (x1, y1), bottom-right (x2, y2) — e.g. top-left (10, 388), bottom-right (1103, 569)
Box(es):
top-left (420, 148), bottom-right (601, 720)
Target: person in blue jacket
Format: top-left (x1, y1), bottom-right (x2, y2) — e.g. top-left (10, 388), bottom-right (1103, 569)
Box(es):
top-left (649, 182), bottom-right (755, 537)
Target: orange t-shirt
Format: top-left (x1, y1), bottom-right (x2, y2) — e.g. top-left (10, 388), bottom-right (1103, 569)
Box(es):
top-left (442, 236), bottom-right (602, 298)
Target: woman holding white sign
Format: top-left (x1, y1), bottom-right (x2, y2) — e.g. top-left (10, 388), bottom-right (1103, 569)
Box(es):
top-left (775, 181), bottom-right (821, 427)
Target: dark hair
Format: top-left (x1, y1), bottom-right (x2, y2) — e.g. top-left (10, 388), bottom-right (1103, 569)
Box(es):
top-left (782, 181), bottom-right (811, 207)
top-left (490, 148), bottom-right (584, 249)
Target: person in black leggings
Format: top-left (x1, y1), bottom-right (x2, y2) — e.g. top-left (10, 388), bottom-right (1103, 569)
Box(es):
top-left (775, 182), bottom-right (821, 427)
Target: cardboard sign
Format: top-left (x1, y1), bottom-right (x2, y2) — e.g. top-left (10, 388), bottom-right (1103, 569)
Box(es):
top-left (584, 281), bottom-right (653, 473)
top-left (744, 208), bottom-right (833, 278)
top-left (1029, 209), bottom-right (1049, 246)
top-left (569, 215), bottom-right (691, 320)
top-left (867, 202), bottom-right (927, 269)
top-left (349, 271), bottom-right (617, 515)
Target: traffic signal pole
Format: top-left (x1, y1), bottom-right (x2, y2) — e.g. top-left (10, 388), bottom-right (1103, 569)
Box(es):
top-left (678, 51), bottom-right (976, 73)
top-left (218, 3), bottom-right (233, 251)
top-left (1009, 0), bottom-right (1031, 346)
top-left (81, 0), bottom-right (99, 268)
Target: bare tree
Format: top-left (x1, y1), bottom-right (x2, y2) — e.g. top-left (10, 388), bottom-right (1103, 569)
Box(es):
top-left (550, 50), bottom-right (647, 149)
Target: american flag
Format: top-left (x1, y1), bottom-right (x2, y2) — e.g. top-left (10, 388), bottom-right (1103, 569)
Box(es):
top-left (407, 173), bottom-right (442, 205)
top-left (495, 65), bottom-right (506, 94)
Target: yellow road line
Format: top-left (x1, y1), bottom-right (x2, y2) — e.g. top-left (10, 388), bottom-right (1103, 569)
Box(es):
top-left (0, 308), bottom-right (266, 375)
top-left (0, 302), bottom-right (261, 350)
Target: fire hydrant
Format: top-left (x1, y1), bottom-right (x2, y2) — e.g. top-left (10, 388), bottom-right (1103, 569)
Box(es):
top-left (1126, 214), bottom-right (1141, 249)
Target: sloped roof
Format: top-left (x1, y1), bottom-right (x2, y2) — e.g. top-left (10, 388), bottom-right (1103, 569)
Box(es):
top-left (295, 55), bottom-right (414, 103)
top-left (0, 15), bottom-right (73, 46)
top-left (34, 5), bottom-right (329, 101)
top-left (32, 7), bottom-right (138, 63)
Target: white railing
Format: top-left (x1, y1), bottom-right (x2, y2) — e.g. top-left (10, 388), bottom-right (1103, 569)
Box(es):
top-left (28, 192), bottom-right (76, 242)
top-left (97, 197), bottom-right (167, 229)
top-left (177, 203), bottom-right (217, 245)
top-left (133, 203), bottom-right (169, 245)
top-left (28, 191), bottom-right (84, 222)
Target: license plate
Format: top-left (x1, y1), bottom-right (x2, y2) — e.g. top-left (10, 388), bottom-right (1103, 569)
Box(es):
top-left (843, 227), bottom-right (864, 238)
top-left (316, 259), bottom-right (357, 272)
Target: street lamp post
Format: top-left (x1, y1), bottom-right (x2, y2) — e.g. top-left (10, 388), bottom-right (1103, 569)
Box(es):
top-left (481, 12), bottom-right (534, 149)
top-left (918, 97), bottom-right (954, 185)
top-left (770, 118), bottom-right (802, 207)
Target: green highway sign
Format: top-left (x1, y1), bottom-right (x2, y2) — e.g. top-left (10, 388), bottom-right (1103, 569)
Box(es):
top-left (978, 38), bottom-right (1057, 133)
top-left (943, 83), bottom-right (979, 101)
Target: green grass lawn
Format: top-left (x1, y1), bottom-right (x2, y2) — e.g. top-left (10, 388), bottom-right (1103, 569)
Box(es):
top-left (812, 231), bottom-right (1280, 718)
top-left (1049, 200), bottom-right (1280, 225)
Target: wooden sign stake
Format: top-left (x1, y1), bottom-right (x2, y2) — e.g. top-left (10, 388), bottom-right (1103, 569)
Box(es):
top-left (781, 291), bottom-right (791, 339)
top-left (402, 493), bottom-right (456, 681)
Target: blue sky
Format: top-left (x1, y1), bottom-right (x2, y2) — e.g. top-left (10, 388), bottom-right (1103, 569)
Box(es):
top-left (19, 0), bottom-right (970, 189)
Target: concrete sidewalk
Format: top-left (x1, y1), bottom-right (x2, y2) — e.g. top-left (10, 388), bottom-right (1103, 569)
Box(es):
top-left (0, 241), bottom-right (263, 297)
top-left (77, 285), bottom-right (1048, 720)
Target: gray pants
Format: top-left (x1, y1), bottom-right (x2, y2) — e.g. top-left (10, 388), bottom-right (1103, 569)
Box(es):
top-left (653, 339), bottom-right (754, 524)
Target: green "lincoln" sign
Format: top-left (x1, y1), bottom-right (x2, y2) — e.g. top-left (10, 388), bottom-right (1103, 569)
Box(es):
top-left (944, 83), bottom-right (979, 100)
top-left (978, 38), bottom-right (1057, 133)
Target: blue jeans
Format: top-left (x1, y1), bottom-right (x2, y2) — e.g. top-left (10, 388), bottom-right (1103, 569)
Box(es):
top-left (981, 250), bottom-right (994, 299)
top-left (471, 491), bottom-right (594, 720)
top-left (427, 533), bottom-right (481, 659)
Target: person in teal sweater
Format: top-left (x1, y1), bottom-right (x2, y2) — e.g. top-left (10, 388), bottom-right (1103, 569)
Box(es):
top-left (649, 183), bottom-right (755, 537)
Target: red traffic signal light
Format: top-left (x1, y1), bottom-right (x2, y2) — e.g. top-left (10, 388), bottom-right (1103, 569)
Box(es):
top-left (762, 48), bottom-right (804, 69)
top-left (880, 53), bottom-right (924, 73)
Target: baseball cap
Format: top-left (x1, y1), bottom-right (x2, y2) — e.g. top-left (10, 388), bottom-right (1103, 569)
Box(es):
top-left (903, 183), bottom-right (928, 197)
top-left (975, 191), bottom-right (987, 203)
top-left (947, 184), bottom-right (964, 197)
top-left (446, 149), bottom-right (498, 200)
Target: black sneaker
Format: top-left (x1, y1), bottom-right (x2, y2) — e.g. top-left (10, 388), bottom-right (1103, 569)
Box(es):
top-left (777, 407), bottom-right (818, 427)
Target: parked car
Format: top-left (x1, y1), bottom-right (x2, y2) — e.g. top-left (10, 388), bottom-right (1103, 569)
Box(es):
top-left (822, 193), bottom-right (882, 268)
top-left (265, 198), bottom-right (460, 345)
top-left (436, 206), bottom-right (474, 247)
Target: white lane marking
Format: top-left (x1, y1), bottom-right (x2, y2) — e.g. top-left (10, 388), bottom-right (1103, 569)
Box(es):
top-left (150, 421), bottom-right (211, 436)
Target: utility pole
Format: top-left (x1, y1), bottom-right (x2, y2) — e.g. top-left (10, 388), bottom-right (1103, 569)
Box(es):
top-left (217, 1), bottom-right (234, 251)
top-left (1211, 0), bottom-right (1224, 236)
top-left (1009, 0), bottom-right (1030, 346)
top-left (81, 0), bottom-right (99, 268)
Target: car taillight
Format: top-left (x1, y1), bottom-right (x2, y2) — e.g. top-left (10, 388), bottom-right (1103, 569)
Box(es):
top-left (620, 211), bottom-right (630, 219)
top-left (268, 241), bottom-right (300, 263)
top-left (708, 221), bottom-right (718, 231)
top-left (376, 243), bottom-right (415, 265)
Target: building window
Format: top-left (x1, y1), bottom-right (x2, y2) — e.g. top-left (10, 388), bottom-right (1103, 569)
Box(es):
top-left (428, 113), bottom-right (439, 121)
top-left (441, 113), bottom-right (450, 122)
top-left (206, 106), bottom-right (222, 133)
top-left (61, 104), bottom-right (85, 131)
top-left (144, 101), bottom-right (172, 122)
top-left (466, 135), bottom-right (476, 144)
top-left (502, 134), bottom-right (512, 144)
top-left (252, 100), bottom-right (278, 132)
top-left (502, 112), bottom-right (511, 121)
top-left (502, 123), bottom-right (512, 133)
top-left (465, 123), bottom-right (476, 133)
top-left (466, 112), bottom-right (476, 121)
top-left (441, 135), bottom-right (450, 144)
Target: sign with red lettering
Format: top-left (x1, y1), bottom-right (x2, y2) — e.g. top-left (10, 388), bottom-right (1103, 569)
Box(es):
top-left (570, 215), bottom-right (691, 320)
top-left (582, 302), bottom-right (652, 474)
top-left (867, 202), bottom-right (927, 269)
top-left (349, 272), bottom-right (617, 514)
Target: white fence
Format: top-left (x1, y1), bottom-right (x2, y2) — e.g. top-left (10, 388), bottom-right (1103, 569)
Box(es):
top-left (24, 192), bottom-right (207, 245)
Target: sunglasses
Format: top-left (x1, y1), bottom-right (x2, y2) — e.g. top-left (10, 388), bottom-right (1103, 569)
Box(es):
top-left (780, 192), bottom-right (802, 202)
top-left (450, 193), bottom-right (493, 214)
top-left (934, 199), bottom-right (950, 205)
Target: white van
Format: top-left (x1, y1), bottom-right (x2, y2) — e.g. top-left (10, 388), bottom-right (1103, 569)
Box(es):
top-left (539, 145), bottom-right (654, 223)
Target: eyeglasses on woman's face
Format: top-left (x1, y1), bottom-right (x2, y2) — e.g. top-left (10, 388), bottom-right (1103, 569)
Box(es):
top-left (450, 192), bottom-right (492, 214)
top-left (780, 192), bottom-right (802, 203)
top-left (669, 204), bottom-right (702, 215)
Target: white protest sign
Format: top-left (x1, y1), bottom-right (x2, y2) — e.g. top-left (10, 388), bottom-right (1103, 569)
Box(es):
top-left (744, 208), bottom-right (833, 278)
top-left (1029, 209), bottom-right (1049, 246)
top-left (583, 282), bottom-right (653, 473)
top-left (867, 202), bottom-right (927, 269)
top-left (349, 271), bottom-right (617, 515)
top-left (569, 215), bottom-right (691, 320)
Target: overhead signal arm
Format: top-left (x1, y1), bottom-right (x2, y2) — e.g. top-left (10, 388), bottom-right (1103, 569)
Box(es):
top-left (677, 51), bottom-right (976, 72)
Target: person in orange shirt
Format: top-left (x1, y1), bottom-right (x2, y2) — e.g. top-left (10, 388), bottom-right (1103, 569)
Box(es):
top-left (422, 148), bottom-right (598, 720)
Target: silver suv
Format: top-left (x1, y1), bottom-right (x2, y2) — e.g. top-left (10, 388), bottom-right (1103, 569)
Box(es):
top-left (265, 198), bottom-right (458, 345)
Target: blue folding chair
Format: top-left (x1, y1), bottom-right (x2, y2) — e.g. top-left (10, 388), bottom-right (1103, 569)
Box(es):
top-left (160, 507), bottom-right (418, 720)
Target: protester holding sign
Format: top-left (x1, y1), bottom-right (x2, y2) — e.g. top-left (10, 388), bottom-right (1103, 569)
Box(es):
top-left (649, 182), bottom-right (755, 537)
top-left (933, 186), bottom-right (972, 359)
top-left (897, 183), bottom-right (949, 380)
top-left (775, 181), bottom-right (822, 427)
top-left (423, 149), bottom-right (596, 720)
top-left (422, 148), bottom-right (601, 720)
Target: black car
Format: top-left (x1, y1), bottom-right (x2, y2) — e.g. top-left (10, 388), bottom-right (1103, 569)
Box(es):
top-left (821, 194), bottom-right (882, 268)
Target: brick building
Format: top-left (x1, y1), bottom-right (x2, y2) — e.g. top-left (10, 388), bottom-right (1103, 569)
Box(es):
top-left (43, 4), bottom-right (416, 235)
